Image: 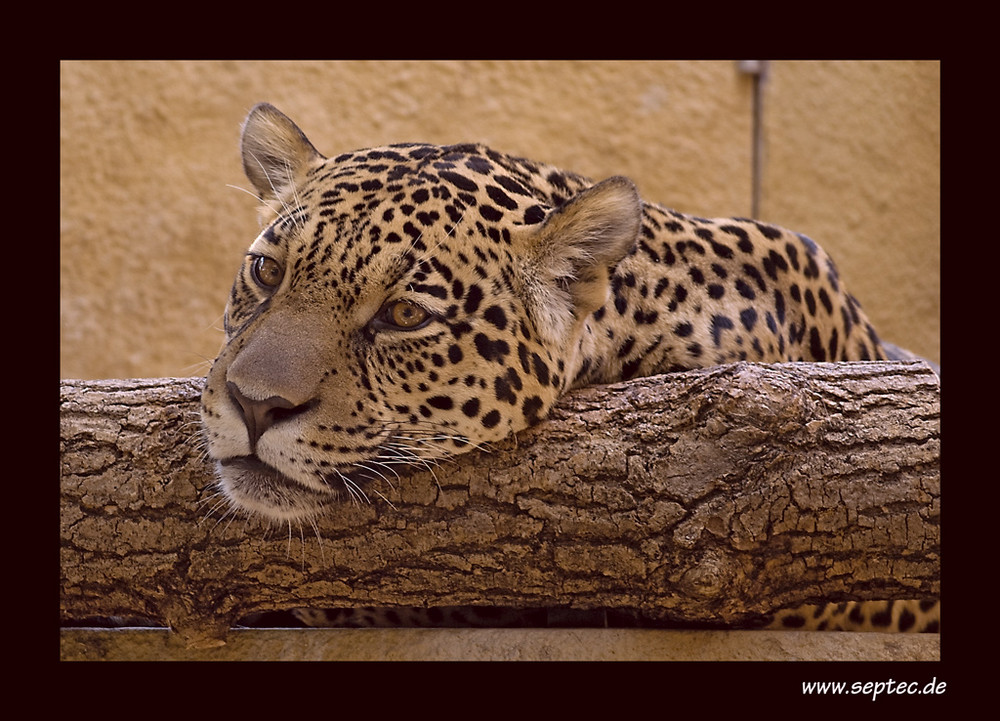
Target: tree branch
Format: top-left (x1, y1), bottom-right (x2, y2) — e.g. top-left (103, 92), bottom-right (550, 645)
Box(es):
top-left (60, 362), bottom-right (940, 646)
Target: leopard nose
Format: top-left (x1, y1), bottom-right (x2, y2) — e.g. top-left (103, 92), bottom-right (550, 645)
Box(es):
top-left (226, 381), bottom-right (315, 451)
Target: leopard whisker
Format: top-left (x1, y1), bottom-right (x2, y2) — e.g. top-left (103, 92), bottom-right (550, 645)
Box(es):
top-left (196, 489), bottom-right (233, 522)
top-left (309, 516), bottom-right (327, 564)
top-left (381, 440), bottom-right (444, 491)
top-left (409, 206), bottom-right (467, 265)
top-left (368, 486), bottom-right (398, 511)
top-left (380, 441), bottom-right (446, 470)
top-left (242, 152), bottom-right (301, 222)
top-left (385, 422), bottom-right (490, 453)
top-left (353, 460), bottom-right (399, 489)
top-left (341, 474), bottom-right (371, 506)
top-left (226, 182), bottom-right (267, 205)
top-left (217, 503), bottom-right (242, 536)
top-left (283, 158), bottom-right (305, 232)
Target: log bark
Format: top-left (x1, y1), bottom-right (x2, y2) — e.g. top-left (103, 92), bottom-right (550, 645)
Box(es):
top-left (60, 361), bottom-right (940, 647)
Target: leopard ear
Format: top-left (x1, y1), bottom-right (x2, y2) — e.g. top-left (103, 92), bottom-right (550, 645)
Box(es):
top-left (520, 176), bottom-right (641, 344)
top-left (240, 103), bottom-right (323, 204)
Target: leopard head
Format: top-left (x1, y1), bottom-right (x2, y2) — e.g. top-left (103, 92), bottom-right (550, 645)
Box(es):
top-left (200, 104), bottom-right (641, 522)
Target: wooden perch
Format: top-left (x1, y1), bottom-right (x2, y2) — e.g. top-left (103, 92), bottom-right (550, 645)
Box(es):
top-left (60, 361), bottom-right (940, 647)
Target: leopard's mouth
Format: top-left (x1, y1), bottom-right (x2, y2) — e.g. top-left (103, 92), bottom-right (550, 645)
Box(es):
top-left (216, 455), bottom-right (367, 522)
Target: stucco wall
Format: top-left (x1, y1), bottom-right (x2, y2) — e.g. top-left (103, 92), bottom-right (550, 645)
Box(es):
top-left (60, 60), bottom-right (939, 380)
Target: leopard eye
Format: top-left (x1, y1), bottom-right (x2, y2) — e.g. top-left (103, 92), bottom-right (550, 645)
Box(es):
top-left (378, 299), bottom-right (431, 330)
top-left (250, 255), bottom-right (284, 289)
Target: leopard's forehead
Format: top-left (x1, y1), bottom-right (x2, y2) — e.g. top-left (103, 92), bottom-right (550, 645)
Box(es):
top-left (300, 142), bottom-right (557, 229)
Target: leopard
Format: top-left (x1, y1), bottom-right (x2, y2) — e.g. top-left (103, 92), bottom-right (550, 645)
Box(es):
top-left (201, 103), bottom-right (939, 633)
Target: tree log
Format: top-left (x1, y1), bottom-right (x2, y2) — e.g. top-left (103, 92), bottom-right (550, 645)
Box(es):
top-left (60, 361), bottom-right (940, 646)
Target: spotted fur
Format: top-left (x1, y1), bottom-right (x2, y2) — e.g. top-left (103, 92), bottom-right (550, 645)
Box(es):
top-left (201, 104), bottom-right (938, 632)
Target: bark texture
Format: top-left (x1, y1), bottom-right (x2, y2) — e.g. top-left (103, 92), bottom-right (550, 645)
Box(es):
top-left (60, 362), bottom-right (940, 646)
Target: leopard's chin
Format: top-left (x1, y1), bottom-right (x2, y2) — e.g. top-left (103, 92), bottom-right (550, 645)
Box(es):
top-left (216, 456), bottom-right (338, 523)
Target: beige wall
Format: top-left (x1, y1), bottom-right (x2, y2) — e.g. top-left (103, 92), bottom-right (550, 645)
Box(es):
top-left (60, 60), bottom-right (939, 379)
